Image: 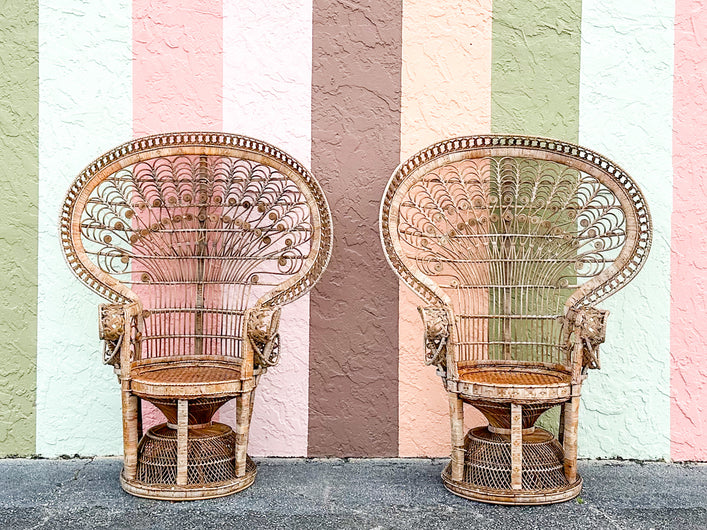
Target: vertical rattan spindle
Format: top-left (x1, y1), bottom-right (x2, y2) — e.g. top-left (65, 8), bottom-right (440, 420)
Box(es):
top-left (176, 399), bottom-right (189, 486)
top-left (194, 155), bottom-right (208, 356)
top-left (510, 403), bottom-right (523, 490)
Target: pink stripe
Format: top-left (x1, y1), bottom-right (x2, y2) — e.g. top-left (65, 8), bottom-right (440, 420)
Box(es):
top-left (671, 0), bottom-right (707, 461)
top-left (133, 0), bottom-right (223, 135)
top-left (133, 0), bottom-right (223, 429)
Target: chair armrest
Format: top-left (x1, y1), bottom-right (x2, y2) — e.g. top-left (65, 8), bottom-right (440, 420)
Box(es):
top-left (418, 306), bottom-right (452, 375)
top-left (567, 307), bottom-right (609, 373)
top-left (99, 302), bottom-right (142, 373)
top-left (246, 306), bottom-right (282, 370)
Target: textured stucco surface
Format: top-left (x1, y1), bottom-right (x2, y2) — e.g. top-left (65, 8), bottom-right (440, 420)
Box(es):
top-left (398, 0), bottom-right (491, 457)
top-left (578, 0), bottom-right (673, 459)
top-left (491, 0), bottom-right (582, 140)
top-left (36, 0), bottom-right (131, 456)
top-left (0, 1), bottom-right (38, 456)
top-left (220, 0), bottom-right (313, 457)
top-left (671, 0), bottom-right (706, 461)
top-left (1, 0), bottom-right (703, 461)
top-left (309, 0), bottom-right (401, 456)
top-left (133, 0), bottom-right (223, 138)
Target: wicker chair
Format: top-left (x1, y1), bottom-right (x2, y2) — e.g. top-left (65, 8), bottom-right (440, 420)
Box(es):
top-left (380, 135), bottom-right (651, 504)
top-left (60, 132), bottom-right (332, 500)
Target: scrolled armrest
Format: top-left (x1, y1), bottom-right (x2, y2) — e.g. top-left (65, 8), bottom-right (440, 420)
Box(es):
top-left (418, 306), bottom-right (451, 372)
top-left (571, 307), bottom-right (609, 370)
top-left (98, 302), bottom-right (142, 370)
top-left (246, 306), bottom-right (282, 368)
top-left (99, 303), bottom-right (128, 366)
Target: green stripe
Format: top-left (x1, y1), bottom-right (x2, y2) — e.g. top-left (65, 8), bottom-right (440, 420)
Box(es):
top-left (491, 0), bottom-right (582, 141)
top-left (0, 1), bottom-right (38, 456)
top-left (490, 0), bottom-right (582, 434)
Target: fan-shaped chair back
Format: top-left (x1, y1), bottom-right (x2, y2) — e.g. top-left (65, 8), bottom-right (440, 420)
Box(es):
top-left (381, 136), bottom-right (650, 374)
top-left (61, 132), bottom-right (332, 367)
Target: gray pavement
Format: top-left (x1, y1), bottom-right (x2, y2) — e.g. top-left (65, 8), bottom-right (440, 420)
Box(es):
top-left (0, 458), bottom-right (704, 529)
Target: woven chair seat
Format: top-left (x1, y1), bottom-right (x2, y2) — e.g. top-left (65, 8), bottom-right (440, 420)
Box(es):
top-left (458, 369), bottom-right (570, 387)
top-left (456, 365), bottom-right (572, 403)
top-left (131, 358), bottom-right (247, 399)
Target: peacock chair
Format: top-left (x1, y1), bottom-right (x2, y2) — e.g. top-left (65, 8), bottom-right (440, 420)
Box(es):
top-left (380, 135), bottom-right (651, 504)
top-left (60, 132), bottom-right (332, 500)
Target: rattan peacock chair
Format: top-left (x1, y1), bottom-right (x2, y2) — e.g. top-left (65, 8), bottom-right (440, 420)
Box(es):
top-left (60, 132), bottom-right (332, 500)
top-left (380, 135), bottom-right (651, 505)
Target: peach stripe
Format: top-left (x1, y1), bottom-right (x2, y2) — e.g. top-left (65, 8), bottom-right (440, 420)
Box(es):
top-left (133, 0), bottom-right (223, 428)
top-left (399, 0), bottom-right (492, 457)
top-left (671, 0), bottom-right (707, 461)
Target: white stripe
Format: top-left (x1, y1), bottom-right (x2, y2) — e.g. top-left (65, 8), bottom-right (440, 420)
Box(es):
top-left (37, 0), bottom-right (131, 456)
top-left (222, 0), bottom-right (313, 456)
top-left (578, 0), bottom-right (673, 459)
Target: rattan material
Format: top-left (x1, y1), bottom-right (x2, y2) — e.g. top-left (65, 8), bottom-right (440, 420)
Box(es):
top-left (136, 423), bottom-right (247, 485)
top-left (59, 132), bottom-right (333, 500)
top-left (134, 364), bottom-right (241, 385)
top-left (380, 135), bottom-right (651, 504)
top-left (441, 427), bottom-right (581, 505)
top-left (131, 360), bottom-right (245, 399)
top-left (458, 368), bottom-right (570, 386)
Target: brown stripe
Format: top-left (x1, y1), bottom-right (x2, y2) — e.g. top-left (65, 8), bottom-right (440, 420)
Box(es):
top-left (309, 0), bottom-right (402, 456)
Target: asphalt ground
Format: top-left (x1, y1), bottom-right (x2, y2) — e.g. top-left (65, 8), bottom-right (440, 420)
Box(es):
top-left (0, 458), bottom-right (704, 529)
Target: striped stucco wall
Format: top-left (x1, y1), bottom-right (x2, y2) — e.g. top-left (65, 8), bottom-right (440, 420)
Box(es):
top-left (0, 0), bottom-right (704, 461)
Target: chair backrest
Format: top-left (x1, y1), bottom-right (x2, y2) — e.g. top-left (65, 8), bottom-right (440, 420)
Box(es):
top-left (380, 136), bottom-right (651, 370)
top-left (61, 132), bottom-right (332, 362)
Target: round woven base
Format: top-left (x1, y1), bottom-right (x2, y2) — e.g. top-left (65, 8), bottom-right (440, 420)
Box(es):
top-left (441, 426), bottom-right (582, 505)
top-left (121, 422), bottom-right (256, 500)
top-left (442, 471), bottom-right (582, 505)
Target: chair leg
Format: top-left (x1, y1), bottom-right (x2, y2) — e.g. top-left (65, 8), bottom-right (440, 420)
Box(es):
top-left (235, 391), bottom-right (253, 477)
top-left (176, 399), bottom-right (189, 486)
top-left (121, 388), bottom-right (139, 481)
top-left (448, 393), bottom-right (465, 482)
top-left (563, 395), bottom-right (581, 483)
top-left (510, 403), bottom-right (523, 490)
top-left (558, 403), bottom-right (566, 446)
top-left (248, 388), bottom-right (256, 422)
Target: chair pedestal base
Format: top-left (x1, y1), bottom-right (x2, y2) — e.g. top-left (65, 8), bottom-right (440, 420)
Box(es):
top-left (441, 426), bottom-right (582, 505)
top-left (121, 422), bottom-right (256, 500)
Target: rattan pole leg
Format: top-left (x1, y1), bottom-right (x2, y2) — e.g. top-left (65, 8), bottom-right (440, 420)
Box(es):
top-left (510, 403), bottom-right (522, 490)
top-left (248, 388), bottom-right (256, 422)
top-left (176, 399), bottom-right (189, 486)
top-left (448, 393), bottom-right (465, 482)
top-left (558, 403), bottom-right (566, 446)
top-left (121, 388), bottom-right (139, 481)
top-left (563, 396), bottom-right (580, 483)
top-left (136, 397), bottom-right (143, 440)
top-left (235, 391), bottom-right (252, 477)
